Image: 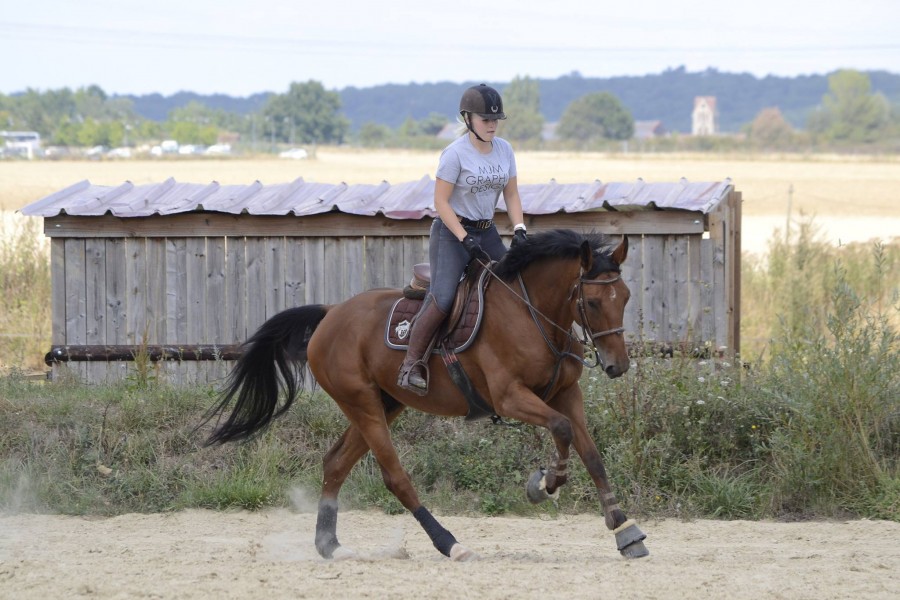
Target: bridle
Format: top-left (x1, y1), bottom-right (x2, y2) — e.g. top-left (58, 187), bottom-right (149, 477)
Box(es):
top-left (574, 273), bottom-right (626, 343)
top-left (492, 267), bottom-right (625, 369)
top-left (476, 251), bottom-right (627, 402)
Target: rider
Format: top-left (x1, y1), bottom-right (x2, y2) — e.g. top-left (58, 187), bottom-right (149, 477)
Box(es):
top-left (397, 83), bottom-right (527, 395)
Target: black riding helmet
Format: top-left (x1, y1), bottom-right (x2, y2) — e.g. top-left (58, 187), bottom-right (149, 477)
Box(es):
top-left (459, 84), bottom-right (506, 142)
top-left (459, 84), bottom-right (506, 120)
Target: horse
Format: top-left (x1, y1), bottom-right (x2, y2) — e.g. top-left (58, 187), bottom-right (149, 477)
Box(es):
top-left (202, 229), bottom-right (649, 561)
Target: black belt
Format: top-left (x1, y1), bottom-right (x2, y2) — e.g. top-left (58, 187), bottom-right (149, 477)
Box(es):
top-left (459, 217), bottom-right (494, 229)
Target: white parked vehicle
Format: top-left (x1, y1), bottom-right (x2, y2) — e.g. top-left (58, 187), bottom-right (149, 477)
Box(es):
top-left (107, 147), bottom-right (132, 159)
top-left (205, 143), bottom-right (232, 156)
top-left (278, 148), bottom-right (308, 159)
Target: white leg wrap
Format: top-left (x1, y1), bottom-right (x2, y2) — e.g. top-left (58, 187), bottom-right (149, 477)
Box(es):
top-left (612, 519), bottom-right (636, 535)
top-left (539, 475), bottom-right (560, 500)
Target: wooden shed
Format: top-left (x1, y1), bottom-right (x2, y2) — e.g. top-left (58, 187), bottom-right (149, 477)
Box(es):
top-left (22, 175), bottom-right (741, 385)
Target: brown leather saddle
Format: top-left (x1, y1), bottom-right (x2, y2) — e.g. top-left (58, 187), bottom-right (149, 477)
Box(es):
top-left (385, 261), bottom-right (499, 421)
top-left (385, 262), bottom-right (492, 354)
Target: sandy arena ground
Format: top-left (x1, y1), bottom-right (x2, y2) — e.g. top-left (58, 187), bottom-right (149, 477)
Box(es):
top-left (1, 509), bottom-right (898, 599)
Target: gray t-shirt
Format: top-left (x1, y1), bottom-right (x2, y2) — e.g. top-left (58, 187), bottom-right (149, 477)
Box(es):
top-left (435, 135), bottom-right (517, 220)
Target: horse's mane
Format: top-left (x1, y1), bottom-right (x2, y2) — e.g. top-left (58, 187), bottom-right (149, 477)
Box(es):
top-left (492, 229), bottom-right (621, 282)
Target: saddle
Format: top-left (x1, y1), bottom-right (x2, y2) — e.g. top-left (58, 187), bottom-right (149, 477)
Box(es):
top-left (385, 261), bottom-right (491, 353)
top-left (385, 261), bottom-right (499, 421)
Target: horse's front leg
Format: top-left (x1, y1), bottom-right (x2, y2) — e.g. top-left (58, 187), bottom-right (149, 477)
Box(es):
top-left (552, 384), bottom-right (650, 559)
top-left (492, 383), bottom-right (575, 502)
top-left (524, 417), bottom-right (572, 503)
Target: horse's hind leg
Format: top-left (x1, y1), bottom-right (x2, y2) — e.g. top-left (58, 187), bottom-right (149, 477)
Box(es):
top-left (315, 426), bottom-right (369, 559)
top-left (341, 399), bottom-right (475, 561)
top-left (315, 402), bottom-right (406, 559)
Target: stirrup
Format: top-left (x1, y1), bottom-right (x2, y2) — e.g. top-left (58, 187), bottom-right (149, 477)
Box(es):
top-left (398, 361), bottom-right (429, 396)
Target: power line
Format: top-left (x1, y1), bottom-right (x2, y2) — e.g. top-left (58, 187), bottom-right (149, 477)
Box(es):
top-left (2, 21), bottom-right (899, 57)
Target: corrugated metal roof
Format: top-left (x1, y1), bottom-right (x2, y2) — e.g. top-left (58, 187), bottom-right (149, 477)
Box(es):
top-left (20, 176), bottom-right (733, 218)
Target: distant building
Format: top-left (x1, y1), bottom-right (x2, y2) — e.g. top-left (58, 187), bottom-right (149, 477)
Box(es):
top-left (692, 97), bottom-right (718, 136)
top-left (436, 123), bottom-right (460, 141)
top-left (541, 122), bottom-right (558, 142)
top-left (1, 130), bottom-right (41, 159)
top-left (634, 120), bottom-right (667, 139)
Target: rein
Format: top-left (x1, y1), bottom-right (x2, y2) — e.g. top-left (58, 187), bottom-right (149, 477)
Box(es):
top-left (480, 261), bottom-right (624, 374)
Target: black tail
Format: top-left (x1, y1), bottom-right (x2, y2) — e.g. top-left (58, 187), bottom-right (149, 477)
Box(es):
top-left (201, 304), bottom-right (328, 445)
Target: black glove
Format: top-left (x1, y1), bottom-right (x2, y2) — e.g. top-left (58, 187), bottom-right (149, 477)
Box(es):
top-left (461, 235), bottom-right (491, 263)
top-left (512, 228), bottom-right (527, 248)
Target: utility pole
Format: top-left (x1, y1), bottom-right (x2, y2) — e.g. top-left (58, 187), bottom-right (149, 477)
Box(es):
top-left (785, 184), bottom-right (793, 244)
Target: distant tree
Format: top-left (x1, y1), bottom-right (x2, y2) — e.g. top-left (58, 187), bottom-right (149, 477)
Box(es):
top-left (807, 70), bottom-right (891, 143)
top-left (75, 117), bottom-right (124, 147)
top-left (51, 120), bottom-right (82, 146)
top-left (419, 112), bottom-right (449, 136)
top-left (556, 92), bottom-right (634, 142)
top-left (168, 101), bottom-right (214, 123)
top-left (167, 101), bottom-right (237, 130)
top-left (397, 116), bottom-right (422, 138)
top-left (136, 120), bottom-right (163, 141)
top-left (9, 89), bottom-right (68, 136)
top-left (747, 107), bottom-right (794, 147)
top-left (168, 121), bottom-right (219, 145)
top-left (500, 76), bottom-right (544, 143)
top-left (263, 80), bottom-right (349, 145)
top-left (163, 101), bottom-right (227, 144)
top-left (72, 85), bottom-right (108, 120)
top-left (358, 121), bottom-right (392, 147)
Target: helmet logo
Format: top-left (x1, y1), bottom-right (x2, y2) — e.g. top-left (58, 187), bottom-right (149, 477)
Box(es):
top-left (490, 105), bottom-right (499, 113)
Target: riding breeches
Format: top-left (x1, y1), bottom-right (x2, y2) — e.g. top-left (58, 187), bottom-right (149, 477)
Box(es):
top-left (426, 218), bottom-right (507, 313)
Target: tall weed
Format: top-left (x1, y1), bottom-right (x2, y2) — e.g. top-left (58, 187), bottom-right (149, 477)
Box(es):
top-left (0, 212), bottom-right (50, 371)
top-left (762, 255), bottom-right (899, 518)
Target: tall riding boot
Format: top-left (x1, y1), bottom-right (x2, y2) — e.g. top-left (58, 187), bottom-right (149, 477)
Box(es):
top-left (397, 301), bottom-right (447, 395)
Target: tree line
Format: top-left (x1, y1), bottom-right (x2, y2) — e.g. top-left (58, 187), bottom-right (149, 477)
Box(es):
top-left (1, 70), bottom-right (898, 154)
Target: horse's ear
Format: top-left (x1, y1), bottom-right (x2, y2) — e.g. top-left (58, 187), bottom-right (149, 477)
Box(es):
top-left (612, 235), bottom-right (628, 265)
top-left (580, 240), bottom-right (593, 272)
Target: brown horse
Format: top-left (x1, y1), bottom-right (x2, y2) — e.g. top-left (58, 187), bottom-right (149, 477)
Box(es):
top-left (203, 229), bottom-right (649, 560)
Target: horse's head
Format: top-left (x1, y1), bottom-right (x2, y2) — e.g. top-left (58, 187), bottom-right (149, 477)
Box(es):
top-left (576, 235), bottom-right (630, 378)
top-left (493, 230), bottom-right (632, 378)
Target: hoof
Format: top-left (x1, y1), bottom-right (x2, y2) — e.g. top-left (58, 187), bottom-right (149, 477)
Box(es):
top-left (526, 469), bottom-right (560, 504)
top-left (449, 543), bottom-right (478, 562)
top-left (331, 546), bottom-right (357, 561)
top-left (620, 540), bottom-right (650, 559)
top-left (613, 519), bottom-right (649, 559)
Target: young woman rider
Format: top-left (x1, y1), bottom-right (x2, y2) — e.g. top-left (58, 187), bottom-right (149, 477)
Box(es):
top-left (397, 83), bottom-right (527, 395)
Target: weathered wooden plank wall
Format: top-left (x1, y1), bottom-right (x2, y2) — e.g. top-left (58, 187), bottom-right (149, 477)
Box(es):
top-left (46, 194), bottom-right (741, 384)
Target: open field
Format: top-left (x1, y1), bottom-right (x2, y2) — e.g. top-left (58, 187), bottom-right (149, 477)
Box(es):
top-left (2, 150), bottom-right (897, 254)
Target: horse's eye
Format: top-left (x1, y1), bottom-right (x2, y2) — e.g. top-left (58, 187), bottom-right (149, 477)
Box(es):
top-left (587, 299), bottom-right (600, 309)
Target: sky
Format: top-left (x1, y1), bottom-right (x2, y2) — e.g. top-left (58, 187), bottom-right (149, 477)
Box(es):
top-left (2, 0), bottom-right (899, 97)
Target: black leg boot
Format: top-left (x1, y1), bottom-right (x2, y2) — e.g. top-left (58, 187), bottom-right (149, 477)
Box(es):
top-left (397, 301), bottom-right (447, 395)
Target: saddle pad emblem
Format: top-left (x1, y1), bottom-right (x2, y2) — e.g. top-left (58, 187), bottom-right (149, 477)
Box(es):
top-left (395, 319), bottom-right (411, 340)
top-left (385, 296), bottom-right (483, 353)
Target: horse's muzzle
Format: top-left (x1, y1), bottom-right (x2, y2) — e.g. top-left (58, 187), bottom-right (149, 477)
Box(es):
top-left (604, 363), bottom-right (626, 378)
